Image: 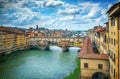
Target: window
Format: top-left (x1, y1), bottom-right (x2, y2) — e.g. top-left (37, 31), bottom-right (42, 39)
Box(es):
top-left (98, 64), bottom-right (103, 69)
top-left (114, 54), bottom-right (116, 63)
top-left (114, 69), bottom-right (115, 78)
top-left (84, 63), bottom-right (88, 68)
top-left (111, 65), bottom-right (113, 73)
top-left (110, 52), bottom-right (113, 59)
top-left (104, 35), bottom-right (106, 43)
top-left (114, 39), bottom-right (116, 46)
top-left (119, 17), bottom-right (120, 30)
top-left (111, 18), bottom-right (115, 26)
top-left (112, 39), bottom-right (114, 44)
top-left (111, 38), bottom-right (113, 44)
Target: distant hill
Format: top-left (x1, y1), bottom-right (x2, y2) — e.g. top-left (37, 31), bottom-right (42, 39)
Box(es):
top-left (38, 27), bottom-right (49, 30)
top-left (12, 27), bottom-right (26, 32)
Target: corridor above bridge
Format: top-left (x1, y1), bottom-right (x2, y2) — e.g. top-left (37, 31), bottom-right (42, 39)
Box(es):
top-left (28, 37), bottom-right (84, 48)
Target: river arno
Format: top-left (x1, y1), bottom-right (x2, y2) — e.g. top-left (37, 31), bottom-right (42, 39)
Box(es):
top-left (0, 49), bottom-right (78, 79)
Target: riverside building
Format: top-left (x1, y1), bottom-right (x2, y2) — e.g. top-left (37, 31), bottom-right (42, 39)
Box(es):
top-left (106, 2), bottom-right (120, 79)
top-left (85, 2), bottom-right (120, 79)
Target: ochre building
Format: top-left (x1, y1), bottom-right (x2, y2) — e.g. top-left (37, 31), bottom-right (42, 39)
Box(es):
top-left (107, 2), bottom-right (120, 79)
top-left (78, 37), bottom-right (109, 79)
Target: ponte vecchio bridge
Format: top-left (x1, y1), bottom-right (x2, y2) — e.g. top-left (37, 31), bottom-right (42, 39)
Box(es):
top-left (28, 37), bottom-right (84, 51)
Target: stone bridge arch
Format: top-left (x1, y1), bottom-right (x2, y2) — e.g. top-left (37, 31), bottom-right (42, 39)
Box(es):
top-left (92, 72), bottom-right (108, 79)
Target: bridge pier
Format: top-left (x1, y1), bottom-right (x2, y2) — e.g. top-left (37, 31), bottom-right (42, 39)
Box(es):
top-left (29, 45), bottom-right (50, 51)
top-left (61, 46), bottom-right (69, 52)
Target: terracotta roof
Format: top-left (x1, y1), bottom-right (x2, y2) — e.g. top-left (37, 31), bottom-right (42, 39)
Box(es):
top-left (78, 37), bottom-right (94, 57)
top-left (96, 30), bottom-right (106, 33)
top-left (78, 37), bottom-right (109, 60)
top-left (81, 54), bottom-right (109, 60)
top-left (0, 26), bottom-right (23, 34)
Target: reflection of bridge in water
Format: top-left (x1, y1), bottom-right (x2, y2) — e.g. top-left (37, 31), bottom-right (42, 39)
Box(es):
top-left (29, 37), bottom-right (84, 51)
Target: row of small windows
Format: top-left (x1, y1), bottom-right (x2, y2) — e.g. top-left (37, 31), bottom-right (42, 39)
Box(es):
top-left (111, 32), bottom-right (115, 35)
top-left (109, 51), bottom-right (116, 63)
top-left (84, 63), bottom-right (103, 69)
top-left (111, 17), bottom-right (120, 30)
top-left (109, 38), bottom-right (116, 46)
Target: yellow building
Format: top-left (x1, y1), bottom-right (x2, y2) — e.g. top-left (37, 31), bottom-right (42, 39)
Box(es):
top-left (15, 33), bottom-right (28, 50)
top-left (58, 40), bottom-right (70, 47)
top-left (52, 31), bottom-right (63, 37)
top-left (74, 41), bottom-right (82, 47)
top-left (94, 26), bottom-right (106, 53)
top-left (105, 22), bottom-right (109, 56)
top-left (79, 37), bottom-right (109, 79)
top-left (0, 33), bottom-right (15, 54)
top-left (107, 2), bottom-right (120, 79)
top-left (96, 29), bottom-right (107, 54)
top-left (89, 26), bottom-right (108, 55)
top-left (37, 31), bottom-right (46, 37)
top-left (0, 26), bottom-right (29, 54)
top-left (88, 29), bottom-right (95, 43)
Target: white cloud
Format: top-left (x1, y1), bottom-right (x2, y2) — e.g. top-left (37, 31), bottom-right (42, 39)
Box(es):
top-left (34, 1), bottom-right (44, 8)
top-left (58, 8), bottom-right (80, 15)
top-left (59, 16), bottom-right (74, 21)
top-left (80, 2), bottom-right (100, 19)
top-left (44, 0), bottom-right (64, 7)
top-left (8, 7), bottom-right (40, 24)
top-left (101, 9), bottom-right (107, 15)
top-left (108, 4), bottom-right (113, 9)
top-left (1, 0), bottom-right (28, 9)
top-left (79, 2), bottom-right (93, 10)
top-left (0, 0), bottom-right (109, 30)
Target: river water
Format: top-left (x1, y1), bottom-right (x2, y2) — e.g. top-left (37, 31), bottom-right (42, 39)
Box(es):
top-left (0, 49), bottom-right (78, 79)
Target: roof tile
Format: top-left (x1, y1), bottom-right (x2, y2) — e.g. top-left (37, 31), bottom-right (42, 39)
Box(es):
top-left (78, 37), bottom-right (109, 60)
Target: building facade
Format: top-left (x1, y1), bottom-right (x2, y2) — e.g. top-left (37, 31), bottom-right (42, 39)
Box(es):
top-left (0, 26), bottom-right (29, 54)
top-left (95, 27), bottom-right (107, 54)
top-left (80, 59), bottom-right (109, 79)
top-left (107, 2), bottom-right (120, 79)
top-left (88, 29), bottom-right (95, 43)
top-left (79, 37), bottom-right (109, 79)
top-left (15, 34), bottom-right (28, 50)
top-left (99, 30), bottom-right (107, 54)
top-left (0, 33), bottom-right (15, 54)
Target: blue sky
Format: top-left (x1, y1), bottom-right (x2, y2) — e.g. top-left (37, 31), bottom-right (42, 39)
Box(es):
top-left (0, 0), bottom-right (119, 30)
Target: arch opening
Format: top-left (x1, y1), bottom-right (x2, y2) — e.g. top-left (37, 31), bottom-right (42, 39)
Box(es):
top-left (92, 72), bottom-right (107, 79)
